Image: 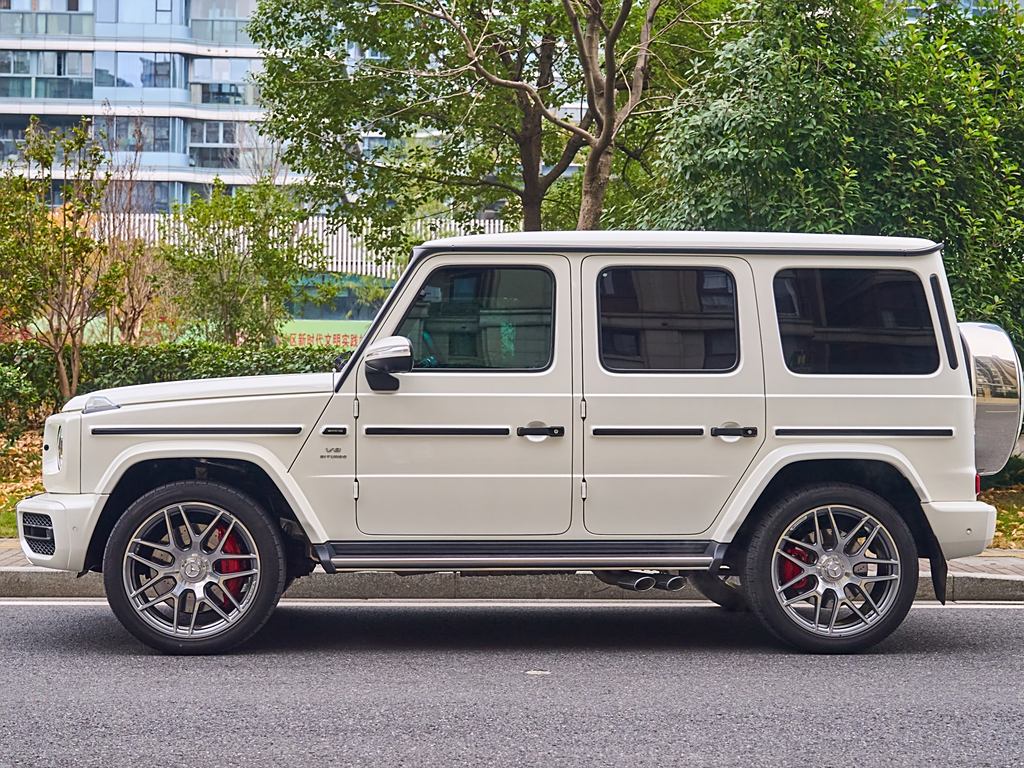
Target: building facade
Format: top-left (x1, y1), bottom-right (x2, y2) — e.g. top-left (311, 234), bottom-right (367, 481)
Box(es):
top-left (0, 0), bottom-right (273, 211)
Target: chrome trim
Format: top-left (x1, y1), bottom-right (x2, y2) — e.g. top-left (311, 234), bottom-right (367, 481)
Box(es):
top-left (326, 556), bottom-right (716, 570)
top-left (960, 322), bottom-right (1023, 475)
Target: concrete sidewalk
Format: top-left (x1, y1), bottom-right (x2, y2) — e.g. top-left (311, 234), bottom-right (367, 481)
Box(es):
top-left (3, 537), bottom-right (1024, 600)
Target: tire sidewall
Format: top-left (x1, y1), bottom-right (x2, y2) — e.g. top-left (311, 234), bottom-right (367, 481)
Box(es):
top-left (743, 483), bottom-right (919, 653)
top-left (103, 480), bottom-right (287, 654)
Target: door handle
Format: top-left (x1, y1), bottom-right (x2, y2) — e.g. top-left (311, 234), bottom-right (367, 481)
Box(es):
top-left (517, 426), bottom-right (566, 437)
top-left (710, 426), bottom-right (758, 438)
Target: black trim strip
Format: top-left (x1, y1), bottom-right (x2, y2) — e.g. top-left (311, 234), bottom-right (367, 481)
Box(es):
top-left (326, 539), bottom-right (714, 557)
top-left (930, 274), bottom-right (960, 370)
top-left (592, 427), bottom-right (704, 437)
top-left (364, 426), bottom-right (511, 436)
top-left (775, 427), bottom-right (954, 437)
top-left (321, 426), bottom-right (348, 436)
top-left (91, 426), bottom-right (303, 436)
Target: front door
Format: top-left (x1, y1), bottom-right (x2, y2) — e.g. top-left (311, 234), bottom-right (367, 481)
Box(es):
top-left (355, 254), bottom-right (574, 536)
top-left (581, 255), bottom-right (765, 535)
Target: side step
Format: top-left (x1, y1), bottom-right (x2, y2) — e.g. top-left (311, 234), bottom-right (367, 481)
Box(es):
top-left (313, 539), bottom-right (722, 573)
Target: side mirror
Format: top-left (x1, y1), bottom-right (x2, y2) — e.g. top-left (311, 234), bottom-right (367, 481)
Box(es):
top-left (364, 336), bottom-right (413, 391)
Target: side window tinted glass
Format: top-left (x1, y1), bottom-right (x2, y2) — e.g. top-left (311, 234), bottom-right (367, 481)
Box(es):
top-left (597, 267), bottom-right (738, 372)
top-left (396, 266), bottom-right (554, 370)
top-left (774, 268), bottom-right (939, 375)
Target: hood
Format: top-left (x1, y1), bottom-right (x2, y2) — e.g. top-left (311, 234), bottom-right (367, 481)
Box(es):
top-left (63, 372), bottom-right (337, 412)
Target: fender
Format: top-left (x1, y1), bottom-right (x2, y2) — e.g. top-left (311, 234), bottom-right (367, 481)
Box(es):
top-left (708, 442), bottom-right (931, 543)
top-left (91, 440), bottom-right (329, 543)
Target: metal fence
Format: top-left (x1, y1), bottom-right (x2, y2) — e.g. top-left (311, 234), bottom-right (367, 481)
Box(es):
top-left (97, 214), bottom-right (510, 277)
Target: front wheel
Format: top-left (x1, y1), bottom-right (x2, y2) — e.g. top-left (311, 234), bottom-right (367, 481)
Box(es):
top-left (742, 483), bottom-right (918, 653)
top-left (103, 480), bottom-right (287, 654)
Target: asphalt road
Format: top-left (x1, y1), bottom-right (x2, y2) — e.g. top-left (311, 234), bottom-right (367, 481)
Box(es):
top-left (0, 599), bottom-right (1022, 768)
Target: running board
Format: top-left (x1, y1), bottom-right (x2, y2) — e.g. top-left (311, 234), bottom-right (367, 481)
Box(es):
top-left (313, 539), bottom-right (723, 573)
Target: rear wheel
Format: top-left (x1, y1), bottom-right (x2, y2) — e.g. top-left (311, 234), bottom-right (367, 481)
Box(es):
top-left (742, 483), bottom-right (918, 653)
top-left (103, 480), bottom-right (287, 654)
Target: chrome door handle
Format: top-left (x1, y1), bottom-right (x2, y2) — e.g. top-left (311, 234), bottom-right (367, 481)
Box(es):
top-left (710, 426), bottom-right (758, 438)
top-left (517, 426), bottom-right (566, 437)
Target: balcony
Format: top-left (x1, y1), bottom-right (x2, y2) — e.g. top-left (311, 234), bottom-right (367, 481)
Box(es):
top-left (189, 18), bottom-right (251, 45)
top-left (0, 76), bottom-right (92, 99)
top-left (0, 12), bottom-right (94, 37)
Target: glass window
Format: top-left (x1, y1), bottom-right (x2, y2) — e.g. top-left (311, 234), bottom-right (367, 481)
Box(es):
top-left (395, 266), bottom-right (555, 370)
top-left (221, 121), bottom-right (235, 143)
top-left (597, 267), bottom-right (738, 372)
top-left (39, 51), bottom-right (57, 76)
top-left (0, 52), bottom-right (10, 75)
top-left (118, 0), bottom-right (154, 23)
top-left (94, 51), bottom-right (115, 85)
top-left (0, 78), bottom-right (31, 97)
top-left (96, 0), bottom-right (116, 22)
top-left (773, 268), bottom-right (939, 375)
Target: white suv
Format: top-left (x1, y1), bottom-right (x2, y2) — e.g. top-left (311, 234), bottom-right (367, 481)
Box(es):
top-left (17, 232), bottom-right (1021, 654)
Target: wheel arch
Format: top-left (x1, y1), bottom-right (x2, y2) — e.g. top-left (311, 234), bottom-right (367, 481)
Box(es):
top-left (84, 449), bottom-right (323, 573)
top-left (712, 450), bottom-right (947, 601)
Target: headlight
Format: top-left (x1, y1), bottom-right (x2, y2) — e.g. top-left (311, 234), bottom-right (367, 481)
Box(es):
top-left (55, 425), bottom-right (64, 471)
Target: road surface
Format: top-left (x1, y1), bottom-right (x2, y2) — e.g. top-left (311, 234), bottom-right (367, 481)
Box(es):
top-left (0, 599), bottom-right (1021, 767)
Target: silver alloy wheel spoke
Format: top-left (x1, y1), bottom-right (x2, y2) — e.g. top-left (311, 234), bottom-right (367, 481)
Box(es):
top-left (771, 504), bottom-right (902, 639)
top-left (122, 501), bottom-right (261, 640)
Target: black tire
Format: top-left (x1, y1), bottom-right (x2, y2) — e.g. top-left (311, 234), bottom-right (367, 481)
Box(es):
top-left (103, 480), bottom-right (287, 654)
top-left (689, 572), bottom-right (748, 611)
top-left (741, 483), bottom-right (918, 654)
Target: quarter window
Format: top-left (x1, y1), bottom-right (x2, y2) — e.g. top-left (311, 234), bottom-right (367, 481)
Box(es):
top-left (773, 268), bottom-right (939, 375)
top-left (395, 266), bottom-right (554, 370)
top-left (597, 267), bottom-right (738, 372)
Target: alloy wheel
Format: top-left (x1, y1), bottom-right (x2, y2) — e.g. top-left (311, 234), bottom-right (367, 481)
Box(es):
top-left (121, 502), bottom-right (262, 639)
top-left (770, 505), bottom-right (902, 638)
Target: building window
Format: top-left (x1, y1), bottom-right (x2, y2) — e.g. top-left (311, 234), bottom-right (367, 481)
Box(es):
top-left (94, 52), bottom-right (184, 88)
top-left (95, 116), bottom-right (175, 152)
top-left (597, 267), bottom-right (739, 372)
top-left (773, 268), bottom-right (939, 375)
top-left (395, 266), bottom-right (555, 371)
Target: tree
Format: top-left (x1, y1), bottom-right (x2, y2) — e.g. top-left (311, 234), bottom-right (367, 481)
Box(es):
top-left (642, 0), bottom-right (1024, 342)
top-left (0, 117), bottom-right (123, 400)
top-left (250, 0), bottom-right (723, 258)
top-left (160, 179), bottom-right (331, 346)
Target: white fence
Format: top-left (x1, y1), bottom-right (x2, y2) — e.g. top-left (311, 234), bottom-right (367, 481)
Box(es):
top-left (103, 214), bottom-right (510, 277)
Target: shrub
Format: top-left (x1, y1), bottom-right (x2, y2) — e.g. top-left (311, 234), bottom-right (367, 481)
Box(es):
top-left (0, 340), bottom-right (352, 430)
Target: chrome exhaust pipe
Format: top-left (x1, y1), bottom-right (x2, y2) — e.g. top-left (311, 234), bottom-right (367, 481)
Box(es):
top-left (654, 573), bottom-right (686, 591)
top-left (594, 570), bottom-right (656, 592)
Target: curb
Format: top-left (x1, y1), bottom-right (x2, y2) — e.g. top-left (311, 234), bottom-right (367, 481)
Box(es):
top-left (2, 567), bottom-right (1023, 601)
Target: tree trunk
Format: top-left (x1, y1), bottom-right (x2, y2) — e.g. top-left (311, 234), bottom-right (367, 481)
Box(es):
top-left (519, 110), bottom-right (545, 232)
top-left (54, 347), bottom-right (71, 402)
top-left (577, 146), bottom-right (613, 230)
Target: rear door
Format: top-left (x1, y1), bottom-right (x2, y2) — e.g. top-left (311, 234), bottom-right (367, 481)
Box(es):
top-left (581, 255), bottom-right (766, 535)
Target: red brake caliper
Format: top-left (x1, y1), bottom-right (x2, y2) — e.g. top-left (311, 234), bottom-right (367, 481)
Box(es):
top-left (217, 525), bottom-right (245, 607)
top-left (780, 545), bottom-right (811, 591)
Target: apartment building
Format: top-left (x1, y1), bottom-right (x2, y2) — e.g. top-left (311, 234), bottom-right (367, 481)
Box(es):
top-left (0, 0), bottom-right (273, 210)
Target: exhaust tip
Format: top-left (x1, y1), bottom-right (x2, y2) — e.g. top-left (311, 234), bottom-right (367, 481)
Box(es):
top-left (632, 574), bottom-right (656, 591)
top-left (654, 573), bottom-right (685, 591)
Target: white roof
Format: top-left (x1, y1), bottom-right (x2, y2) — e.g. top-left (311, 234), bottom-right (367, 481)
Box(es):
top-left (419, 230), bottom-right (939, 254)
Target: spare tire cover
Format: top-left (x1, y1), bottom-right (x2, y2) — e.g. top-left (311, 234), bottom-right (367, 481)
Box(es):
top-left (960, 322), bottom-right (1023, 475)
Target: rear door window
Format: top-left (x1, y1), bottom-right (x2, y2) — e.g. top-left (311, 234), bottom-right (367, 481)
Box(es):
top-left (773, 268), bottom-right (939, 375)
top-left (597, 267), bottom-right (738, 372)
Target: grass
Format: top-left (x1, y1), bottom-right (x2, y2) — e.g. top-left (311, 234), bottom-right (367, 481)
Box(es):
top-left (0, 434), bottom-right (44, 538)
top-left (979, 487), bottom-right (1024, 549)
top-left (2, 431), bottom-right (1024, 547)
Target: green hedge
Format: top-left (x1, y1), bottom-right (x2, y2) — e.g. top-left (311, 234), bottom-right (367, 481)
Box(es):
top-left (0, 340), bottom-right (352, 420)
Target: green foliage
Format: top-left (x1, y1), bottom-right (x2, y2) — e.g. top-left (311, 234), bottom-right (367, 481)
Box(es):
top-left (161, 179), bottom-right (332, 346)
top-left (644, 0), bottom-right (1024, 343)
top-left (0, 340), bottom-right (351, 423)
top-left (0, 117), bottom-right (123, 399)
top-left (250, 0), bottom-right (726, 250)
top-left (0, 364), bottom-right (40, 448)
